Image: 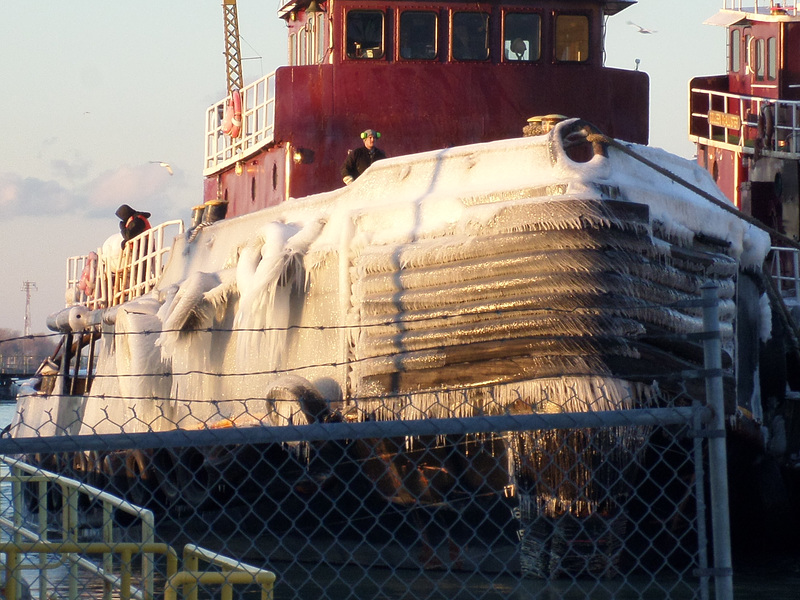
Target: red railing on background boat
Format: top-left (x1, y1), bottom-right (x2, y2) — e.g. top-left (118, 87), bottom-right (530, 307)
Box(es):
top-left (689, 88), bottom-right (800, 156)
top-left (723, 0), bottom-right (797, 15)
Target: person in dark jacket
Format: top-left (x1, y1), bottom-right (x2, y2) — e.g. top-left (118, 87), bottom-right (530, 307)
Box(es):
top-left (341, 129), bottom-right (386, 185)
top-left (115, 204), bottom-right (152, 248)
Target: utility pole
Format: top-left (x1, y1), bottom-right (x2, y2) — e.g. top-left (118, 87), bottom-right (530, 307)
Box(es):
top-left (21, 281), bottom-right (37, 372)
top-left (21, 281), bottom-right (37, 337)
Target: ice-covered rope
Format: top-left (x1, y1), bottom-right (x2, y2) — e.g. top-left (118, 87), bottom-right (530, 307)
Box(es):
top-left (586, 131), bottom-right (800, 252)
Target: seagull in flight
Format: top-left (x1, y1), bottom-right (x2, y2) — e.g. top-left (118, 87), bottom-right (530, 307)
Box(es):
top-left (150, 161), bottom-right (174, 175)
top-left (627, 21), bottom-right (657, 34)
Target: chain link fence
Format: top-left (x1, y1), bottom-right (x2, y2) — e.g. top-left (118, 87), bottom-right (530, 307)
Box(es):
top-left (1, 382), bottom-right (729, 599)
top-left (0, 288), bottom-right (736, 600)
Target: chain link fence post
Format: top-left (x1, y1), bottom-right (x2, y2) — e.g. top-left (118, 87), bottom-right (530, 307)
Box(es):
top-left (701, 283), bottom-right (734, 599)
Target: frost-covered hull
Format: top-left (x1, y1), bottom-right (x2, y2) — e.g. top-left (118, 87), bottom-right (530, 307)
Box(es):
top-left (10, 122), bottom-right (771, 575)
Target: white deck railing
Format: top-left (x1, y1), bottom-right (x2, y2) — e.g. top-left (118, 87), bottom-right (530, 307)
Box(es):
top-left (689, 89), bottom-right (800, 156)
top-left (65, 220), bottom-right (184, 310)
top-left (723, 0), bottom-right (797, 14)
top-left (204, 72), bottom-right (277, 176)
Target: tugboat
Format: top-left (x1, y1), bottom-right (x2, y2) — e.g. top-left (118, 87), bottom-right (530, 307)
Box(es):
top-left (6, 0), bottom-right (797, 576)
top-left (689, 0), bottom-right (800, 554)
top-left (690, 0), bottom-right (800, 236)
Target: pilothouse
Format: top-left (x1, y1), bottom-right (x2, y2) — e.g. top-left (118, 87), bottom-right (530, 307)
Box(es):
top-left (204, 0), bottom-right (648, 218)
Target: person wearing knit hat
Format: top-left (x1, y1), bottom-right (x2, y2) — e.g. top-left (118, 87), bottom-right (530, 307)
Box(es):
top-left (115, 204), bottom-right (152, 248)
top-left (340, 128), bottom-right (386, 185)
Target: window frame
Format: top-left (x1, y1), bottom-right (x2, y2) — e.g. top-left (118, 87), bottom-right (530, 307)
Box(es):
top-left (755, 37), bottom-right (766, 80)
top-left (288, 32), bottom-right (297, 66)
top-left (399, 10), bottom-right (439, 61)
top-left (299, 25), bottom-right (308, 65)
top-left (316, 12), bottom-right (327, 63)
top-left (553, 13), bottom-right (590, 63)
top-left (502, 11), bottom-right (542, 63)
top-left (345, 9), bottom-right (387, 60)
top-left (730, 28), bottom-right (741, 73)
top-left (745, 33), bottom-right (753, 74)
top-left (451, 11), bottom-right (491, 62)
top-left (767, 36), bottom-right (777, 80)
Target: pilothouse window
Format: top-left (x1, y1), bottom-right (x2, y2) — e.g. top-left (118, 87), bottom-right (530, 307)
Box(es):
top-left (555, 14), bottom-right (589, 62)
top-left (768, 37), bottom-right (777, 80)
top-left (289, 33), bottom-right (298, 66)
top-left (452, 12), bottom-right (489, 61)
top-left (346, 10), bottom-right (385, 59)
top-left (730, 29), bottom-right (740, 72)
top-left (504, 13), bottom-right (541, 62)
top-left (400, 11), bottom-right (438, 60)
top-left (316, 12), bottom-right (326, 63)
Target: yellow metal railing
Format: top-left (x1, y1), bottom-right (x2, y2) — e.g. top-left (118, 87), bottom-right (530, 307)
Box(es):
top-left (1, 542), bottom-right (176, 600)
top-left (0, 456), bottom-right (155, 600)
top-left (177, 544), bottom-right (276, 600)
top-left (1, 541), bottom-right (275, 600)
top-left (1, 457), bottom-right (277, 600)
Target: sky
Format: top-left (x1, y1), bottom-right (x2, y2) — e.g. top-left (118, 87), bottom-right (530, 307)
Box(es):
top-left (0, 0), bottom-right (726, 334)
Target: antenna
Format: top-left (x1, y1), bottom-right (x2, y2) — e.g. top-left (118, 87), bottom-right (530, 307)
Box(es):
top-left (21, 280), bottom-right (38, 337)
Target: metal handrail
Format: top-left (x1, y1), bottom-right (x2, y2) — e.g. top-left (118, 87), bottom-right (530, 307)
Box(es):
top-left (204, 72), bottom-right (277, 176)
top-left (723, 0), bottom-right (798, 14)
top-left (0, 542), bottom-right (176, 600)
top-left (173, 544), bottom-right (276, 600)
top-left (770, 246), bottom-right (800, 303)
top-left (166, 570), bottom-right (276, 600)
top-left (112, 220), bottom-right (185, 306)
top-left (66, 219), bottom-right (184, 310)
top-left (1, 459), bottom-right (275, 600)
top-left (0, 457), bottom-right (155, 600)
top-left (689, 88), bottom-right (800, 156)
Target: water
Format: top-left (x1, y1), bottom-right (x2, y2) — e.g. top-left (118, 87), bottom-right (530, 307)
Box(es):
top-left (0, 402), bottom-right (16, 423)
top-left (1, 404), bottom-right (798, 599)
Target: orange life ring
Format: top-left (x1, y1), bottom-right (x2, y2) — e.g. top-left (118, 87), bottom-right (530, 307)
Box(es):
top-left (221, 90), bottom-right (242, 138)
top-left (78, 251), bottom-right (97, 297)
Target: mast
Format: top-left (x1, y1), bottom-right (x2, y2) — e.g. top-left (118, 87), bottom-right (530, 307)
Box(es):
top-left (223, 0), bottom-right (244, 93)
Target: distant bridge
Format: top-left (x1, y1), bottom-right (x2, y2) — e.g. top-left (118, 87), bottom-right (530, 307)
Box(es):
top-left (0, 355), bottom-right (39, 376)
